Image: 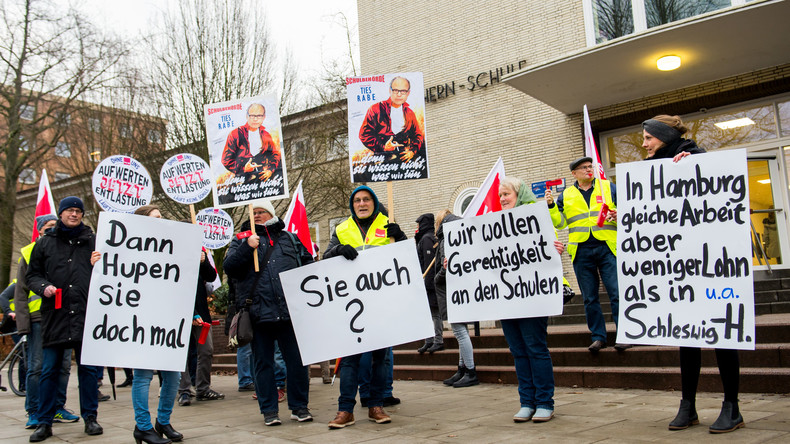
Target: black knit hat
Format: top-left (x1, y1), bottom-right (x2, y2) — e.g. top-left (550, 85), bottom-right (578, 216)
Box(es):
top-left (58, 196), bottom-right (84, 215)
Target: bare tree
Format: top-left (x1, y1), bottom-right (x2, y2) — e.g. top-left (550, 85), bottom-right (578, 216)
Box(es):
top-left (0, 0), bottom-right (127, 287)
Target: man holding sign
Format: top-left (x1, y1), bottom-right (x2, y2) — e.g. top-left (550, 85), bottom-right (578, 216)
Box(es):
top-left (323, 186), bottom-right (407, 429)
top-left (26, 197), bottom-right (103, 442)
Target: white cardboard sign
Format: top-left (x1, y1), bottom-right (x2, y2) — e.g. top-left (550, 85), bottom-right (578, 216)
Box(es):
top-left (445, 202), bottom-right (564, 323)
top-left (81, 213), bottom-right (203, 371)
top-left (160, 153), bottom-right (212, 204)
top-left (194, 207), bottom-right (234, 250)
top-left (615, 149), bottom-right (755, 350)
top-left (92, 155), bottom-right (153, 213)
top-left (280, 241), bottom-right (434, 365)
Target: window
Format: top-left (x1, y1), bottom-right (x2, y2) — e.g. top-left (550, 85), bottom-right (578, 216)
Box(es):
top-left (292, 139), bottom-right (312, 167)
top-left (90, 148), bottom-right (101, 162)
top-left (147, 129), bottom-right (162, 144)
top-left (328, 133), bottom-right (348, 160)
top-left (309, 222), bottom-right (320, 256)
top-left (119, 124), bottom-right (133, 139)
top-left (19, 169), bottom-right (36, 184)
top-left (55, 141), bottom-right (71, 158)
top-left (55, 111), bottom-right (71, 126)
top-left (584, 0), bottom-right (752, 46)
top-left (19, 105), bottom-right (34, 121)
top-left (453, 188), bottom-right (479, 216)
top-left (88, 118), bottom-right (101, 132)
top-left (19, 137), bottom-right (30, 152)
top-left (54, 172), bottom-right (70, 181)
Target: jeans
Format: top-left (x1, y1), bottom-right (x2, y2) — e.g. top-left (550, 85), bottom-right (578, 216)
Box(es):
top-left (501, 317), bottom-right (554, 409)
top-left (451, 323), bottom-right (475, 368)
top-left (25, 322), bottom-right (71, 418)
top-left (132, 369), bottom-right (180, 430)
top-left (274, 341), bottom-right (286, 388)
top-left (237, 344), bottom-right (254, 388)
top-left (572, 244), bottom-right (619, 342)
top-left (250, 321), bottom-right (309, 414)
top-left (37, 344), bottom-right (98, 424)
top-left (358, 347), bottom-right (393, 398)
top-left (339, 348), bottom-right (386, 412)
top-left (179, 325), bottom-right (213, 396)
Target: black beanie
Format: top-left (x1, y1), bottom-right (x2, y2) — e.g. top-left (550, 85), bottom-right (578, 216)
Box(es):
top-left (58, 196), bottom-right (84, 215)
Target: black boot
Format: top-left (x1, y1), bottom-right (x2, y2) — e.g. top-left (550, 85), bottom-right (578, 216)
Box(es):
top-left (155, 420), bottom-right (183, 442)
top-left (118, 378), bottom-right (134, 388)
top-left (84, 415), bottom-right (103, 436)
top-left (709, 401), bottom-right (744, 434)
top-left (134, 426), bottom-right (171, 444)
top-left (668, 399), bottom-right (698, 430)
top-left (443, 366), bottom-right (465, 386)
top-left (453, 367), bottom-right (479, 388)
top-left (29, 424), bottom-right (53, 442)
top-left (417, 342), bottom-right (432, 354)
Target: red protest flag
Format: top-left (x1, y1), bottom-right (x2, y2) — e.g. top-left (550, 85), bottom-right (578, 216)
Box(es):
top-left (283, 180), bottom-right (315, 256)
top-left (32, 169), bottom-right (57, 242)
top-left (583, 104), bottom-right (606, 181)
top-left (461, 157), bottom-right (505, 218)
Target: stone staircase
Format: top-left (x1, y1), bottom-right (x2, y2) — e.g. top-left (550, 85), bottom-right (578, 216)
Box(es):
top-left (215, 270), bottom-right (790, 393)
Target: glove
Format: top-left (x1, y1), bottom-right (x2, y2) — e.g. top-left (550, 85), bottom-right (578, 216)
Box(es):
top-left (384, 223), bottom-right (404, 239)
top-left (338, 244), bottom-right (359, 260)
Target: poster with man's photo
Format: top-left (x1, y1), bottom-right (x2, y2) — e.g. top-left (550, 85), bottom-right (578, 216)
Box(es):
top-left (204, 95), bottom-right (289, 208)
top-left (346, 72), bottom-right (429, 183)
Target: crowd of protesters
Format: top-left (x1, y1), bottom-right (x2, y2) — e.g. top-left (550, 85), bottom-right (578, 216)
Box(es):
top-left (0, 115), bottom-right (745, 442)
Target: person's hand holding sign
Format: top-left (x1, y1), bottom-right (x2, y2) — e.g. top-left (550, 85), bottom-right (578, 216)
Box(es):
top-left (247, 233), bottom-right (260, 249)
top-left (90, 251), bottom-right (101, 266)
top-left (545, 189), bottom-right (554, 206)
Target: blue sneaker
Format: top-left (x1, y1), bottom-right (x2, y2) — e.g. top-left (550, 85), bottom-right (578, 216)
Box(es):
top-left (25, 415), bottom-right (39, 429)
top-left (53, 408), bottom-right (79, 423)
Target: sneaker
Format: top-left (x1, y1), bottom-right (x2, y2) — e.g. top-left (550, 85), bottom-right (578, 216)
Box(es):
top-left (54, 408), bottom-right (80, 423)
top-left (97, 390), bottom-right (111, 402)
top-left (328, 411), bottom-right (355, 429)
top-left (238, 383), bottom-right (255, 392)
top-left (264, 412), bottom-right (282, 426)
top-left (196, 389), bottom-right (225, 401)
top-left (513, 406), bottom-right (536, 423)
top-left (178, 393), bottom-right (191, 406)
top-left (290, 408), bottom-right (313, 422)
top-left (277, 388), bottom-right (286, 403)
top-left (532, 407), bottom-right (554, 423)
top-left (25, 415), bottom-right (39, 430)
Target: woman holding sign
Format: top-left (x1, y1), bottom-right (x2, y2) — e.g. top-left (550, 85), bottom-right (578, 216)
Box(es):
top-left (128, 205), bottom-right (184, 444)
top-left (642, 115), bottom-right (743, 434)
top-left (497, 177), bottom-right (565, 423)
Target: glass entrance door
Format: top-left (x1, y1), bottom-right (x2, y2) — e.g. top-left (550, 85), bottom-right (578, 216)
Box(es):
top-left (748, 153), bottom-right (789, 269)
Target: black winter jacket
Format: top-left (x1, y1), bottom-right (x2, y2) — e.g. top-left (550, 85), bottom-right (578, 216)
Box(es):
top-left (415, 213), bottom-right (437, 306)
top-left (194, 255), bottom-right (218, 322)
top-left (433, 213), bottom-right (460, 321)
top-left (223, 218), bottom-right (313, 324)
top-left (648, 138), bottom-right (706, 160)
top-left (26, 222), bottom-right (95, 347)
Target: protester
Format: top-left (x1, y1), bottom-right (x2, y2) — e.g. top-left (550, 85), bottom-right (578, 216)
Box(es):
top-left (433, 210), bottom-right (479, 388)
top-left (122, 205), bottom-right (186, 444)
top-left (223, 199), bottom-right (314, 426)
top-left (498, 177), bottom-right (565, 423)
top-left (546, 157), bottom-right (622, 352)
top-left (324, 185), bottom-right (407, 428)
top-left (26, 197), bottom-right (102, 441)
top-left (642, 114), bottom-right (742, 433)
top-left (415, 213), bottom-right (443, 354)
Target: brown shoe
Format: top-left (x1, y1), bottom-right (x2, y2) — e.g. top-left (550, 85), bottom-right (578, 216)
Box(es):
top-left (368, 406), bottom-right (391, 424)
top-left (328, 411), bottom-right (355, 429)
top-left (588, 340), bottom-right (606, 352)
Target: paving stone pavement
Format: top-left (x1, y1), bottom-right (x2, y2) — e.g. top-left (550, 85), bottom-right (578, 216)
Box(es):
top-left (1, 371), bottom-right (788, 443)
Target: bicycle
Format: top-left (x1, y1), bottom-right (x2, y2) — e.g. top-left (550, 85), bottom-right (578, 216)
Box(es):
top-left (0, 331), bottom-right (27, 396)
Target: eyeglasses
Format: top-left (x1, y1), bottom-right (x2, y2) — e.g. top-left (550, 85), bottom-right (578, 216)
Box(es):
top-left (574, 165), bottom-right (594, 171)
top-left (248, 114), bottom-right (265, 118)
top-left (62, 208), bottom-right (83, 215)
top-left (353, 197), bottom-right (372, 204)
top-left (391, 89), bottom-right (409, 95)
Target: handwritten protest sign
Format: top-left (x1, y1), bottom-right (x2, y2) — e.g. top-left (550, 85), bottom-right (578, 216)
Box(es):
top-left (615, 149), bottom-right (754, 350)
top-left (195, 207), bottom-right (234, 250)
top-left (280, 241), bottom-right (433, 364)
top-left (92, 155), bottom-right (153, 212)
top-left (81, 213), bottom-right (203, 371)
top-left (346, 72), bottom-right (429, 182)
top-left (160, 153), bottom-right (212, 204)
top-left (445, 202), bottom-right (563, 323)
top-left (204, 95), bottom-right (288, 207)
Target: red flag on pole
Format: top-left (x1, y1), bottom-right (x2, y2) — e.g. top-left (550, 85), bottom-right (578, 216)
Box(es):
top-left (461, 157), bottom-right (506, 218)
top-left (583, 104), bottom-right (606, 181)
top-left (32, 169), bottom-right (57, 242)
top-left (283, 180), bottom-right (315, 256)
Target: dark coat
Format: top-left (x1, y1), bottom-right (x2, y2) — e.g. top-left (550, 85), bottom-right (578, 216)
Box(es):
top-left (415, 213), bottom-right (437, 307)
top-left (26, 222), bottom-right (95, 347)
top-left (433, 213), bottom-right (460, 321)
top-left (194, 255), bottom-right (218, 322)
top-left (648, 138), bottom-right (706, 160)
top-left (223, 218), bottom-right (313, 324)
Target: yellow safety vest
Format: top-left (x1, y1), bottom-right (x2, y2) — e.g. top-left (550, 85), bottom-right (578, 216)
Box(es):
top-left (335, 213), bottom-right (390, 249)
top-left (550, 179), bottom-right (617, 261)
top-left (18, 242), bottom-right (42, 313)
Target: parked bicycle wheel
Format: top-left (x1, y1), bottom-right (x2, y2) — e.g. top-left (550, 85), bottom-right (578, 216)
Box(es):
top-left (8, 346), bottom-right (26, 396)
